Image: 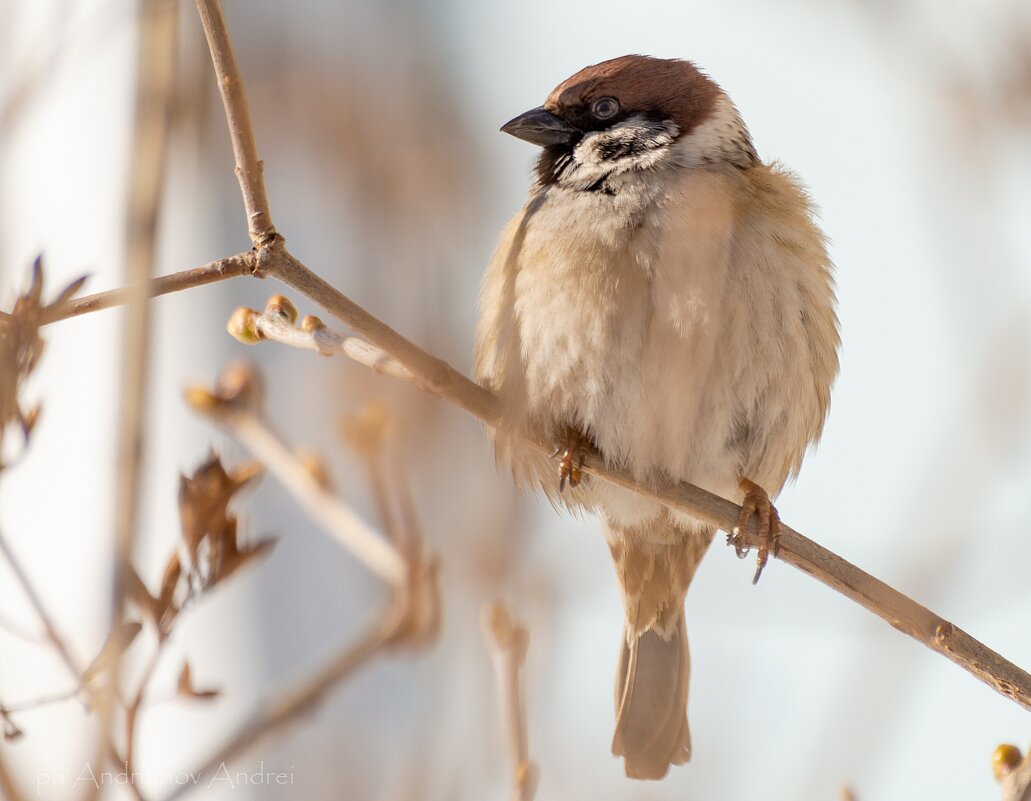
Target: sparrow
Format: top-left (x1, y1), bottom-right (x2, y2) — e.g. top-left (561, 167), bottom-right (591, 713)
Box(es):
top-left (475, 55), bottom-right (839, 780)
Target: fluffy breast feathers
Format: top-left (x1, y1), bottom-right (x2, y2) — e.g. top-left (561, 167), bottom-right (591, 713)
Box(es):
top-left (475, 160), bottom-right (838, 530)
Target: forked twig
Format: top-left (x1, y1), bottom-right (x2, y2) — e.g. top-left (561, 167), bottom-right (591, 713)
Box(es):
top-left (185, 373), bottom-right (407, 585)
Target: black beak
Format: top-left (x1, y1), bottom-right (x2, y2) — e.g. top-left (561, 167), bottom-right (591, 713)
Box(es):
top-left (500, 106), bottom-right (579, 147)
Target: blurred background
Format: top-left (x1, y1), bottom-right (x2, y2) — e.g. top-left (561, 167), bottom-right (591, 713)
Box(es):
top-left (2, 0), bottom-right (1031, 798)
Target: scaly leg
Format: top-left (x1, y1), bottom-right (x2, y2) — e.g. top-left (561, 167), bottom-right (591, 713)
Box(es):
top-left (733, 478), bottom-right (781, 585)
top-left (551, 426), bottom-right (590, 492)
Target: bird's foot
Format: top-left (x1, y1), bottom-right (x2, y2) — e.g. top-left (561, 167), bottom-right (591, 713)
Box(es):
top-left (550, 426), bottom-right (589, 492)
top-left (730, 478), bottom-right (781, 585)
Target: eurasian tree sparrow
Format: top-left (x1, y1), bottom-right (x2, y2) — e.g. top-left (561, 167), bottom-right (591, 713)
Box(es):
top-left (475, 55), bottom-right (839, 780)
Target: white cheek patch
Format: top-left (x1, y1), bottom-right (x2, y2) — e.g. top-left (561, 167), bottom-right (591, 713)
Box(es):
top-left (560, 116), bottom-right (679, 191)
top-left (671, 93), bottom-right (757, 169)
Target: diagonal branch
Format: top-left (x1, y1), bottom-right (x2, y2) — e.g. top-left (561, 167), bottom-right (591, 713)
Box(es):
top-left (185, 375), bottom-right (407, 585)
top-left (244, 269), bottom-right (1031, 713)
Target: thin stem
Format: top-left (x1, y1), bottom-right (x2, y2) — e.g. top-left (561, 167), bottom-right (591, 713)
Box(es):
top-left (1, 686), bottom-right (81, 714)
top-left (0, 530), bottom-right (83, 682)
top-left (203, 406), bottom-right (407, 585)
top-left (267, 250), bottom-right (495, 421)
top-left (41, 253), bottom-right (254, 326)
top-left (0, 530), bottom-right (146, 800)
top-left (194, 0), bottom-right (276, 247)
top-left (105, 1), bottom-right (177, 786)
top-left (249, 306), bottom-right (412, 384)
top-left (482, 603), bottom-right (537, 801)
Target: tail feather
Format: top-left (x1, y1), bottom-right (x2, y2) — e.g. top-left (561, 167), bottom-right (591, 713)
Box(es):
top-left (612, 615), bottom-right (692, 780)
top-left (606, 516), bottom-right (713, 780)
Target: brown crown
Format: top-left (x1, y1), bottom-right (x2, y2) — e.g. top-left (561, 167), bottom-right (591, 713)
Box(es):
top-left (544, 55), bottom-right (720, 135)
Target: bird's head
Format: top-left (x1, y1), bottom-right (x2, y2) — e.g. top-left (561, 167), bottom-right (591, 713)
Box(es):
top-left (501, 55), bottom-right (757, 192)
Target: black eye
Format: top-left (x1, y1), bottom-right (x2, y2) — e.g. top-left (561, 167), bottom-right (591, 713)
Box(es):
top-left (591, 97), bottom-right (620, 119)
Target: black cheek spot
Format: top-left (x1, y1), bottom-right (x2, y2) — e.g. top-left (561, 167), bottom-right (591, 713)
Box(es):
top-left (596, 139), bottom-right (636, 161)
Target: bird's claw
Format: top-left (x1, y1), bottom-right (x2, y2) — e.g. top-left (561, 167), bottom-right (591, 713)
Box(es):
top-left (553, 427), bottom-right (588, 492)
top-left (731, 478), bottom-right (781, 584)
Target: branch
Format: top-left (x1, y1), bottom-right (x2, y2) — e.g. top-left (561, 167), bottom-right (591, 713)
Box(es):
top-left (0, 530), bottom-right (84, 693)
top-left (104, 0), bottom-right (177, 784)
top-left (226, 296), bottom-right (412, 383)
top-left (482, 603), bottom-right (538, 801)
top-left (194, 0), bottom-right (276, 247)
top-left (184, 367), bottom-right (407, 585)
top-left (40, 253), bottom-right (255, 327)
top-left (0, 529), bottom-right (146, 801)
top-left (167, 371), bottom-right (439, 801)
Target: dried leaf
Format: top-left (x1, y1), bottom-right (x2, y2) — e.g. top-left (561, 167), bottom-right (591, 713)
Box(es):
top-left (178, 452), bottom-right (268, 589)
top-left (176, 662), bottom-right (220, 701)
top-left (0, 257), bottom-right (87, 468)
top-left (178, 454), bottom-right (240, 561)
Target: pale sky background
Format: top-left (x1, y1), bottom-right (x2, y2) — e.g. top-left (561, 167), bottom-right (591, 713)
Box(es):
top-left (1, 0), bottom-right (1030, 799)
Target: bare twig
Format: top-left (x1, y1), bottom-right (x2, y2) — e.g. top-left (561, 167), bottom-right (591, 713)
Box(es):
top-left (40, 253), bottom-right (255, 327)
top-left (185, 371), bottom-right (407, 585)
top-left (113, 0), bottom-right (177, 614)
top-left (194, 0), bottom-right (277, 247)
top-left (0, 686), bottom-right (81, 714)
top-left (168, 370), bottom-right (439, 801)
top-left (104, 1), bottom-right (178, 786)
top-left (482, 603), bottom-right (538, 801)
top-left (227, 297), bottom-right (413, 383)
top-left (340, 402), bottom-right (405, 549)
top-left (0, 529), bottom-right (85, 687)
top-left (0, 612), bottom-right (44, 644)
top-left (0, 530), bottom-right (145, 801)
top-left (265, 249), bottom-right (494, 421)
